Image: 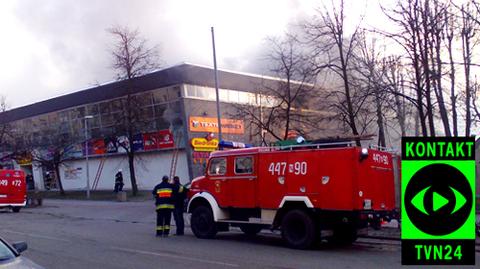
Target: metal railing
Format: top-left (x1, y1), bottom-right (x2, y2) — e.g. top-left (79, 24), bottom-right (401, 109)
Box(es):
top-left (261, 141), bottom-right (357, 152)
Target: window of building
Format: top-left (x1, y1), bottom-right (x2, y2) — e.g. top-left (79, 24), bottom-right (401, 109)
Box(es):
top-left (58, 111), bottom-right (69, 122)
top-left (170, 86), bottom-right (181, 99)
top-left (154, 104), bottom-right (167, 117)
top-left (86, 104), bottom-right (99, 116)
top-left (89, 116), bottom-right (100, 129)
top-left (70, 107), bottom-right (85, 119)
top-left (235, 156), bottom-right (254, 174)
top-left (111, 99), bottom-right (123, 112)
top-left (153, 87), bottom-right (179, 104)
top-left (137, 93), bottom-right (153, 107)
top-left (100, 102), bottom-right (111, 114)
top-left (208, 158), bottom-right (226, 176)
top-left (139, 106), bottom-right (154, 120)
top-left (155, 118), bottom-right (170, 130)
top-left (101, 114), bottom-right (114, 127)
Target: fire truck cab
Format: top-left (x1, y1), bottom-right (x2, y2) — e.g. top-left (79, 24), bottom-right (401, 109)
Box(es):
top-left (0, 170), bottom-right (27, 213)
top-left (187, 141), bottom-right (396, 249)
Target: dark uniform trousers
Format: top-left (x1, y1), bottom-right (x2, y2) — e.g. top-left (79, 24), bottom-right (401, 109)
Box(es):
top-left (173, 206), bottom-right (184, 235)
top-left (173, 184), bottom-right (186, 235)
top-left (156, 206), bottom-right (173, 236)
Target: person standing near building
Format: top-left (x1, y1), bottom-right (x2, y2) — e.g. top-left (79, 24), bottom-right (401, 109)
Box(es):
top-left (152, 175), bottom-right (174, 237)
top-left (172, 176), bottom-right (187, 235)
top-left (114, 169), bottom-right (124, 192)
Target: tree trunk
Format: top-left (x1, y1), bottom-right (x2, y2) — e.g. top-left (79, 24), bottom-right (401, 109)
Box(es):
top-left (462, 14), bottom-right (472, 137)
top-left (127, 151), bottom-right (138, 196)
top-left (447, 28), bottom-right (458, 136)
top-left (54, 163), bottom-right (65, 196)
top-left (422, 0), bottom-right (435, 137)
top-left (375, 88), bottom-right (386, 147)
top-left (431, 18), bottom-right (451, 136)
top-left (338, 48), bottom-right (360, 146)
top-left (393, 74), bottom-right (406, 137)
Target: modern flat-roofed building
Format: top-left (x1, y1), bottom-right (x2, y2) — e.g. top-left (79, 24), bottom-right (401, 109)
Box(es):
top-left (0, 63), bottom-right (333, 191)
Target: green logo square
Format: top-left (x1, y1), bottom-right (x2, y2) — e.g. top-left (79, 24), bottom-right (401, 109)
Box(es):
top-left (401, 160), bottom-right (475, 240)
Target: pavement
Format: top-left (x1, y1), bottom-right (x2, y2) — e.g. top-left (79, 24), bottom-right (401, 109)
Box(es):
top-left (1, 199), bottom-right (479, 269)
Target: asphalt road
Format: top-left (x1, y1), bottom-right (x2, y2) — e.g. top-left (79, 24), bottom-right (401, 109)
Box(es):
top-left (1, 199), bottom-right (478, 269)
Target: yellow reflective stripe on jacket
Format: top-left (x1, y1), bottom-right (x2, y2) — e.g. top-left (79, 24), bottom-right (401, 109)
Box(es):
top-left (156, 226), bottom-right (164, 231)
top-left (157, 188), bottom-right (172, 198)
top-left (156, 204), bottom-right (174, 210)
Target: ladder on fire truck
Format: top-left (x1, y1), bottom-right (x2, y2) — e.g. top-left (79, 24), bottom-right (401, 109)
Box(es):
top-left (169, 130), bottom-right (182, 180)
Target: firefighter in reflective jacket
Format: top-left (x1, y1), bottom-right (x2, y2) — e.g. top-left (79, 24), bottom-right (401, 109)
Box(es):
top-left (152, 175), bottom-right (175, 237)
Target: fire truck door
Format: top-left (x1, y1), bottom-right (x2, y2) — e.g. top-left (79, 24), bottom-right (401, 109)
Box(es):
top-left (226, 156), bottom-right (257, 208)
top-left (207, 157), bottom-right (229, 207)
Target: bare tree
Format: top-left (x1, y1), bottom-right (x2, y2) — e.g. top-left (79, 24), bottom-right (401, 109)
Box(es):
top-left (472, 78), bottom-right (480, 124)
top-left (12, 126), bottom-right (78, 195)
top-left (429, 0), bottom-right (451, 136)
top-left (444, 6), bottom-right (459, 136)
top-left (304, 0), bottom-right (364, 145)
top-left (107, 25), bottom-right (161, 196)
top-left (460, 3), bottom-right (478, 136)
top-left (0, 96), bottom-right (10, 151)
top-left (354, 36), bottom-right (388, 146)
top-left (233, 35), bottom-right (321, 143)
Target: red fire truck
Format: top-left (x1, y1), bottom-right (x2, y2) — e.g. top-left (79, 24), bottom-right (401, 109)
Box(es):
top-left (187, 141), bottom-right (396, 249)
top-left (0, 170), bottom-right (26, 213)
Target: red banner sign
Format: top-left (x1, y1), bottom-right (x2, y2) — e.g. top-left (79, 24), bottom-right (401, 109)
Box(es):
top-left (143, 130), bottom-right (174, 150)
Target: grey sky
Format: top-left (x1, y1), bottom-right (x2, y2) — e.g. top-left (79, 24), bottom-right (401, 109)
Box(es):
top-left (0, 0), bottom-right (387, 109)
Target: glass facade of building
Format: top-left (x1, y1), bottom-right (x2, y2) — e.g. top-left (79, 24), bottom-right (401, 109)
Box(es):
top-left (9, 85), bottom-right (184, 153)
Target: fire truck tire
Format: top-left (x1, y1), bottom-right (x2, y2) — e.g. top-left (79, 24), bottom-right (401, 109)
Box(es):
top-left (191, 205), bottom-right (218, 239)
top-left (281, 209), bottom-right (316, 249)
top-left (11, 207), bottom-right (21, 213)
top-left (239, 224), bottom-right (263, 236)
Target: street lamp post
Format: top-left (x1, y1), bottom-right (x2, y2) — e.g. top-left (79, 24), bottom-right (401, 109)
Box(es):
top-left (211, 26), bottom-right (222, 142)
top-left (84, 115), bottom-right (93, 199)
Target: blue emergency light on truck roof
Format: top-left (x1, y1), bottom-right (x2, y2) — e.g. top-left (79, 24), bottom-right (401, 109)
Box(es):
top-left (218, 141), bottom-right (253, 149)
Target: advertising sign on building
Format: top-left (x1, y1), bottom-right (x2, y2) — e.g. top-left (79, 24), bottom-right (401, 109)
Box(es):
top-left (191, 137), bottom-right (219, 152)
top-left (157, 130), bottom-right (174, 149)
top-left (105, 137), bottom-right (118, 154)
top-left (143, 130), bottom-right (174, 150)
top-left (92, 139), bottom-right (106, 155)
top-left (192, 151), bottom-right (211, 164)
top-left (64, 167), bottom-right (82, 180)
top-left (189, 116), bottom-right (244, 134)
top-left (64, 144), bottom-right (83, 159)
top-left (132, 134), bottom-right (144, 152)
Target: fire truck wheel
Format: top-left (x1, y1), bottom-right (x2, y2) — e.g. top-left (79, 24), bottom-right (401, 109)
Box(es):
top-left (11, 207), bottom-right (21, 213)
top-left (191, 205), bottom-right (218, 239)
top-left (281, 209), bottom-right (316, 249)
top-left (239, 224), bottom-right (263, 236)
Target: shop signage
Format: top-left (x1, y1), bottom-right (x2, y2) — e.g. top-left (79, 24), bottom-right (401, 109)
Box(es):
top-left (191, 137), bottom-right (219, 152)
top-left (189, 116), bottom-right (244, 134)
top-left (143, 130), bottom-right (174, 150)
